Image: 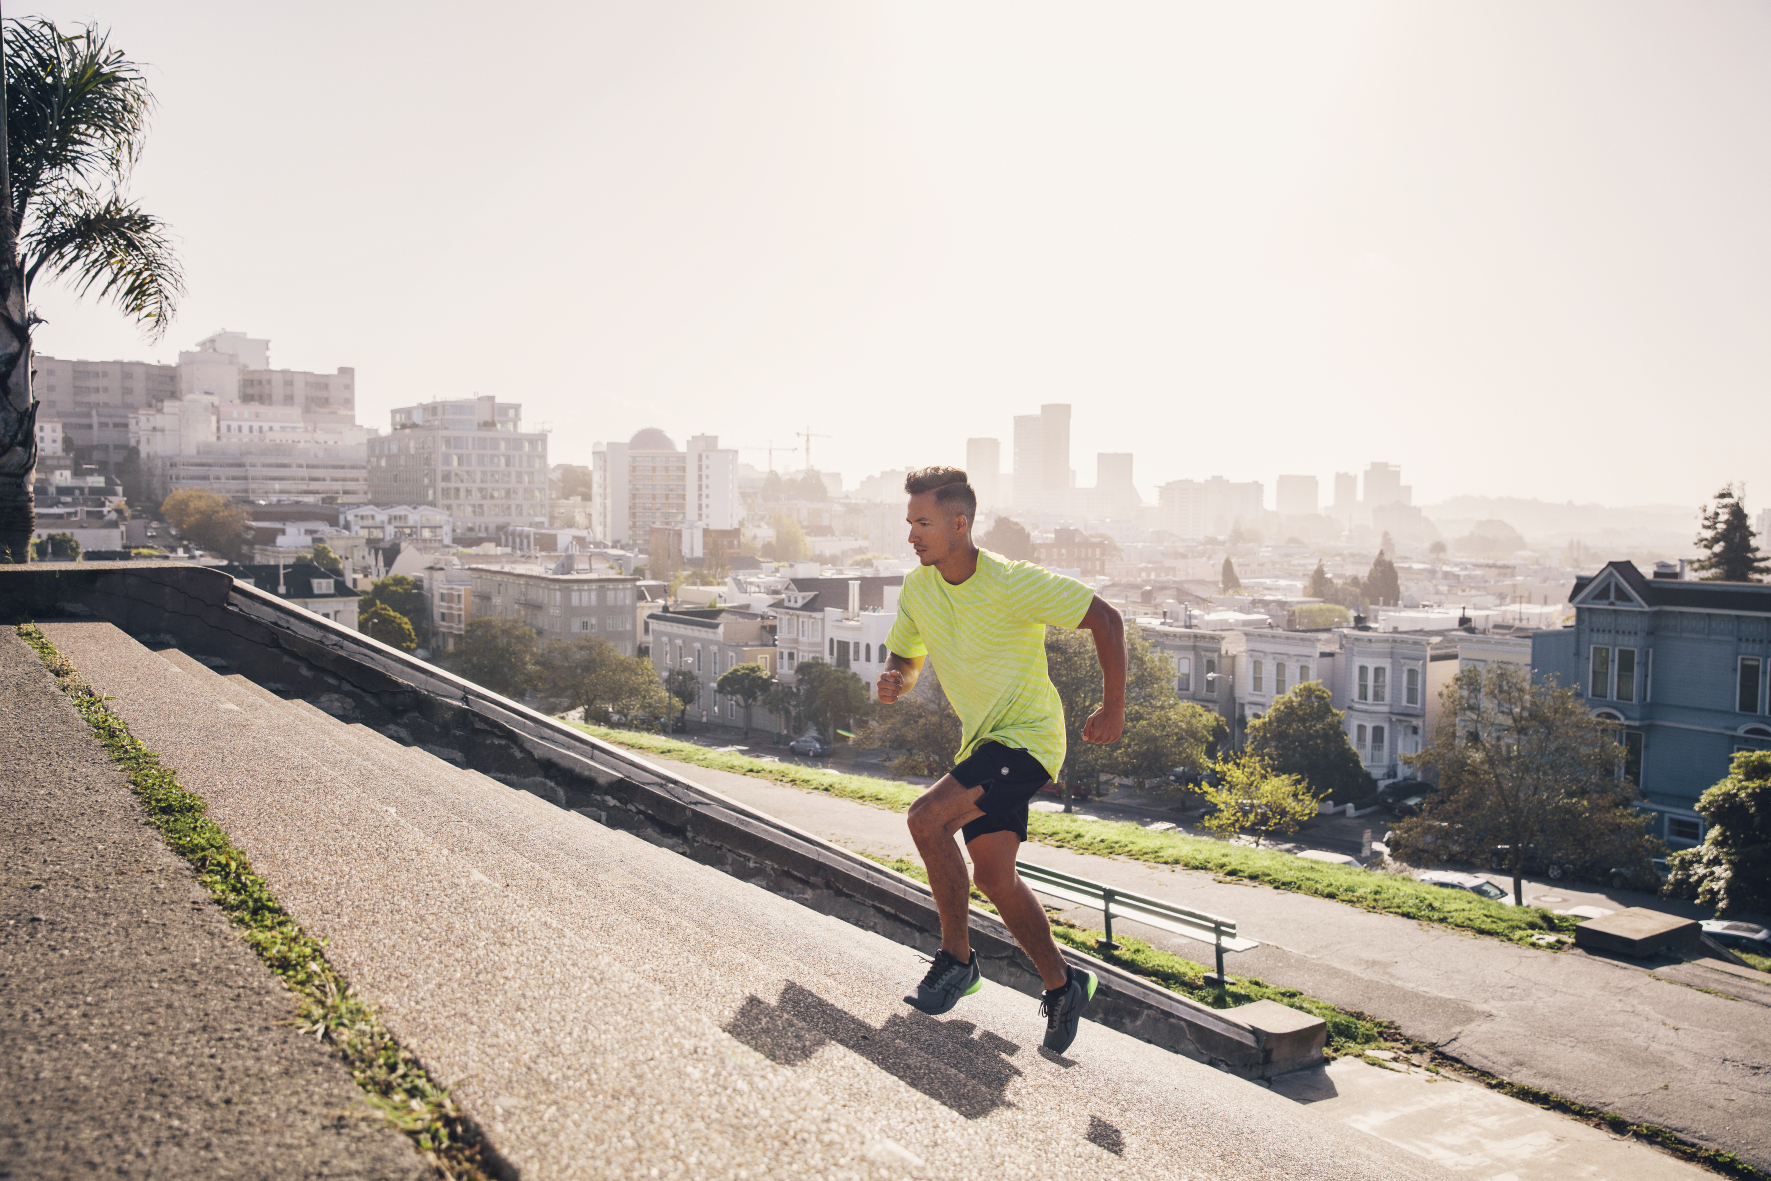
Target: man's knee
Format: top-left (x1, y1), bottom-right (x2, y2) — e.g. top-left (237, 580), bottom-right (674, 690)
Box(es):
top-left (972, 861), bottom-right (1020, 899)
top-left (906, 797), bottom-right (942, 841)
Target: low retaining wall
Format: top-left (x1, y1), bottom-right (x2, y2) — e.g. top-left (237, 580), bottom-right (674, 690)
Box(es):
top-left (1, 562), bottom-right (1326, 1078)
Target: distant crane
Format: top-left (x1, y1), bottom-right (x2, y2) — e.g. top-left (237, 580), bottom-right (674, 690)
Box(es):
top-left (795, 426), bottom-right (831, 473)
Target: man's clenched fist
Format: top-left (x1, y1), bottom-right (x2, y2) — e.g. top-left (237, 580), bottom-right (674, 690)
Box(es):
top-left (877, 668), bottom-right (904, 704)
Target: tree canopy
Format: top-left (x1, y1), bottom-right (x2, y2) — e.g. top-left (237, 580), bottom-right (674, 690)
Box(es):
top-left (1244, 682), bottom-right (1373, 803)
top-left (1220, 557), bottom-right (1241, 592)
top-left (160, 489), bottom-right (249, 560)
top-left (761, 470), bottom-right (829, 503)
top-left (762, 514), bottom-right (809, 562)
top-left (1196, 755), bottom-right (1321, 848)
top-left (308, 540), bottom-right (344, 576)
top-left (857, 660), bottom-right (963, 776)
top-left (791, 659), bottom-right (871, 740)
top-left (362, 575), bottom-right (427, 642)
top-left (1364, 551), bottom-right (1401, 607)
top-left (1664, 750), bottom-right (1771, 916)
top-left (980, 516), bottom-right (1035, 561)
top-left (358, 603), bottom-right (416, 652)
top-left (715, 661), bottom-right (774, 739)
top-left (663, 668), bottom-right (700, 727)
top-left (452, 617), bottom-right (540, 700)
top-left (540, 634), bottom-right (669, 729)
top-left (1395, 664), bottom-right (1657, 904)
top-left (1692, 484), bottom-right (1768, 583)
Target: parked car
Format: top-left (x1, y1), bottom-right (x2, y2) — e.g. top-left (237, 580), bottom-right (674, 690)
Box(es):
top-left (1490, 843), bottom-right (1592, 882)
top-left (1417, 870), bottom-right (1514, 906)
top-left (1701, 920), bottom-right (1771, 955)
top-left (1392, 795), bottom-right (1428, 817)
top-left (1607, 858), bottom-right (1670, 892)
top-left (1378, 779), bottom-right (1429, 806)
top-left (787, 735), bottom-right (832, 757)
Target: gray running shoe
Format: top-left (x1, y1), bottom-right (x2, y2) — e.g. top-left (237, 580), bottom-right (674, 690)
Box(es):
top-left (1041, 966), bottom-right (1098, 1053)
top-left (905, 949), bottom-right (982, 1014)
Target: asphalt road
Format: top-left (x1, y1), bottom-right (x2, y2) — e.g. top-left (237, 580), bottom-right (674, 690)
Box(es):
top-left (638, 746), bottom-right (1771, 1173)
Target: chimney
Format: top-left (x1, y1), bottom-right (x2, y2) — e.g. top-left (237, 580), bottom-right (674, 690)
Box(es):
top-left (847, 579), bottom-right (860, 620)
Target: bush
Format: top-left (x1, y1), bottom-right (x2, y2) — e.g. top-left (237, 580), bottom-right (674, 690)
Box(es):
top-left (1664, 751), bottom-right (1771, 916)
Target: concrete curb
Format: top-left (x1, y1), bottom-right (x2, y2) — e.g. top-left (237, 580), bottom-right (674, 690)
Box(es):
top-left (0, 562), bottom-right (1326, 1078)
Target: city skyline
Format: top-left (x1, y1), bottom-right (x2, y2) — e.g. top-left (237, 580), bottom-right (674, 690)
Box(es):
top-left (22, 1), bottom-right (1771, 510)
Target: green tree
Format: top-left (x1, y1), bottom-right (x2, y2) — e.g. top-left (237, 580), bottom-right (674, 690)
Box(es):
top-left (979, 516), bottom-right (1034, 561)
top-left (361, 574), bottom-right (428, 644)
top-left (762, 514), bottom-right (809, 562)
top-left (1397, 665), bottom-right (1657, 905)
top-left (308, 539), bottom-right (344, 576)
top-left (1364, 550), bottom-right (1401, 607)
top-left (1220, 556), bottom-right (1241, 591)
top-left (1197, 755), bottom-right (1322, 848)
top-left (358, 602), bottom-right (416, 652)
top-left (791, 659), bottom-right (871, 740)
top-left (1692, 484), bottom-right (1768, 583)
top-left (1664, 750), bottom-right (1771, 916)
top-left (452, 616), bottom-right (540, 699)
top-left (664, 668), bottom-right (699, 728)
top-left (160, 489), bottom-right (249, 560)
top-left (1291, 603), bottom-right (1351, 631)
top-left (540, 634), bottom-right (669, 729)
top-left (0, 19), bottom-right (184, 563)
top-left (1429, 539), bottom-right (1448, 559)
top-left (30, 530), bottom-right (79, 559)
top-left (556, 464), bottom-right (593, 501)
top-left (1306, 561), bottom-right (1333, 599)
top-left (1044, 627), bottom-right (1216, 809)
top-left (715, 661), bottom-right (774, 739)
top-left (857, 660), bottom-right (963, 776)
top-left (1244, 682), bottom-right (1373, 803)
top-left (764, 680), bottom-right (802, 739)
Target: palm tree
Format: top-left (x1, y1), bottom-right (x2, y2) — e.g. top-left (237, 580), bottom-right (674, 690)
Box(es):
top-left (0, 17), bottom-right (182, 562)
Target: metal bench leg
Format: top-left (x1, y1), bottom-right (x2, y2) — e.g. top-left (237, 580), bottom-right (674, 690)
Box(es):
top-left (1099, 889), bottom-right (1118, 951)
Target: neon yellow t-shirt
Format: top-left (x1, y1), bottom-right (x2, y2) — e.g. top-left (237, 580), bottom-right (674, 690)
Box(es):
top-left (885, 548), bottom-right (1096, 780)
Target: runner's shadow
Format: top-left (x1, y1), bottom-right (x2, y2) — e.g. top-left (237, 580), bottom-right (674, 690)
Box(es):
top-left (725, 981), bottom-right (1023, 1119)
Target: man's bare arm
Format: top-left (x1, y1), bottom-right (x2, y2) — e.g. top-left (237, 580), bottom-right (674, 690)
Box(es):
top-left (877, 651), bottom-right (924, 704)
top-left (1079, 596), bottom-right (1126, 744)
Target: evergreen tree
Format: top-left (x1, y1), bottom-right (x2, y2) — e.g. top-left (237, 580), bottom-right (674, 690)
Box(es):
top-left (1220, 556), bottom-right (1241, 591)
top-left (1664, 750), bottom-right (1771, 916)
top-left (980, 516), bottom-right (1035, 561)
top-left (1692, 484), bottom-right (1769, 583)
top-left (358, 603), bottom-right (416, 652)
top-left (1306, 561), bottom-right (1333, 599)
top-left (1365, 551), bottom-right (1401, 606)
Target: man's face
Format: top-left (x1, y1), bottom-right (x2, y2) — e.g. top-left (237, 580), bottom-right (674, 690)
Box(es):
top-left (906, 491), bottom-right (969, 565)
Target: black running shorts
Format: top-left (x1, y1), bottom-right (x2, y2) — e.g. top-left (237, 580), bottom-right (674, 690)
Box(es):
top-left (950, 741), bottom-right (1053, 845)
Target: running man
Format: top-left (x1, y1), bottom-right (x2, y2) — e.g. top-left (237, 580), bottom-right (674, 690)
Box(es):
top-left (878, 466), bottom-right (1125, 1054)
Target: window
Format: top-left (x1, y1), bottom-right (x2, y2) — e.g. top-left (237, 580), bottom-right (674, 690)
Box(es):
top-left (1355, 723), bottom-right (1367, 749)
top-left (1297, 662), bottom-right (1309, 684)
top-left (1668, 816), bottom-right (1702, 843)
top-left (1372, 725), bottom-right (1386, 757)
top-left (1621, 729), bottom-right (1643, 783)
top-left (829, 637), bottom-right (835, 657)
top-left (1177, 656), bottom-right (1192, 693)
top-left (1590, 646), bottom-right (1611, 699)
top-left (1372, 667), bottom-right (1387, 703)
top-left (865, 643), bottom-right (872, 663)
top-left (1357, 666), bottom-right (1369, 702)
top-left (1204, 658), bottom-right (1217, 689)
top-left (1741, 657), bottom-right (1763, 714)
top-left (1275, 663), bottom-right (1287, 694)
top-left (1405, 667), bottom-right (1419, 705)
top-left (696, 648), bottom-right (703, 672)
top-left (1615, 648), bottom-right (1636, 703)
top-left (1252, 660), bottom-right (1263, 692)
top-left (310, 578), bottom-right (334, 596)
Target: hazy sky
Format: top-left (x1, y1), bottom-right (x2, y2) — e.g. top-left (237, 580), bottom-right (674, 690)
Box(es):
top-left (24, 1), bottom-right (1771, 510)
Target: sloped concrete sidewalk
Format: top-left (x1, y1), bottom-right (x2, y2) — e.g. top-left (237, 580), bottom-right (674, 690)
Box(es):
top-left (0, 630), bottom-right (427, 1181)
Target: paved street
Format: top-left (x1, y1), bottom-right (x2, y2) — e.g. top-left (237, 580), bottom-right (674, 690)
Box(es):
top-left (635, 745), bottom-right (1771, 1174)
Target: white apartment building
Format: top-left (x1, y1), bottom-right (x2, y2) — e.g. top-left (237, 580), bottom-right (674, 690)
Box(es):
top-left (34, 419), bottom-right (62, 457)
top-left (345, 505), bottom-right (453, 545)
top-left (368, 396), bottom-right (547, 534)
top-left (1331, 631), bottom-right (1457, 778)
top-left (463, 561), bottom-right (640, 655)
top-left (1233, 631), bottom-right (1339, 741)
top-left (592, 429), bottom-right (738, 552)
top-left (1137, 620), bottom-right (1236, 727)
top-left (770, 575), bottom-right (902, 682)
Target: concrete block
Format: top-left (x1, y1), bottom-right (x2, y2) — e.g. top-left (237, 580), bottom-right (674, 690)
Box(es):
top-left (1230, 999), bottom-right (1330, 1077)
top-left (1573, 906), bottom-right (1700, 958)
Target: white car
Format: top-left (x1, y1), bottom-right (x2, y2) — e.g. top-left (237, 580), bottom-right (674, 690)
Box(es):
top-left (1417, 870), bottom-right (1514, 906)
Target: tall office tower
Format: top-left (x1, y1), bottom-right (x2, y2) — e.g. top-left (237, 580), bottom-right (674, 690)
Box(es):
top-left (1095, 453), bottom-right (1140, 518)
top-left (966, 437), bottom-right (1001, 507)
top-left (368, 395), bottom-right (548, 534)
top-left (1158, 480), bottom-right (1207, 540)
top-left (686, 434), bottom-right (740, 529)
top-left (624, 428), bottom-right (687, 551)
top-left (1040, 403), bottom-right (1071, 494)
top-left (1361, 462), bottom-right (1410, 508)
top-left (592, 442), bottom-right (626, 544)
top-left (1333, 472), bottom-right (1358, 512)
top-left (1276, 474), bottom-right (1318, 517)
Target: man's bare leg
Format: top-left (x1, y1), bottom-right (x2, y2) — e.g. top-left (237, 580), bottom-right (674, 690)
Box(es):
top-left (906, 775), bottom-right (986, 961)
top-left (966, 829), bottom-right (1069, 991)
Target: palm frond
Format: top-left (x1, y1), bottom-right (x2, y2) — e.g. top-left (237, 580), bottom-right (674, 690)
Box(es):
top-left (21, 189), bottom-right (183, 339)
top-left (4, 17), bottom-right (155, 227)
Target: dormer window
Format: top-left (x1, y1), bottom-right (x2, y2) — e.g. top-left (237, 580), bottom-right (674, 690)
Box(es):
top-left (311, 578), bottom-right (335, 595)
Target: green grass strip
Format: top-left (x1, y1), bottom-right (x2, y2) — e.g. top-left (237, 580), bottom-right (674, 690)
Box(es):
top-left (17, 624), bottom-right (498, 1181)
top-left (576, 723), bottom-right (1580, 945)
top-left (864, 846), bottom-right (1767, 1181)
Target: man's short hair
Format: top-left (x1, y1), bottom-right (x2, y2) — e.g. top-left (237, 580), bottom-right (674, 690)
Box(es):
top-left (904, 466), bottom-right (977, 520)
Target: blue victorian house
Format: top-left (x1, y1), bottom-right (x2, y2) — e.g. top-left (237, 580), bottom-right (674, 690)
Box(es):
top-left (1533, 560), bottom-right (1771, 848)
